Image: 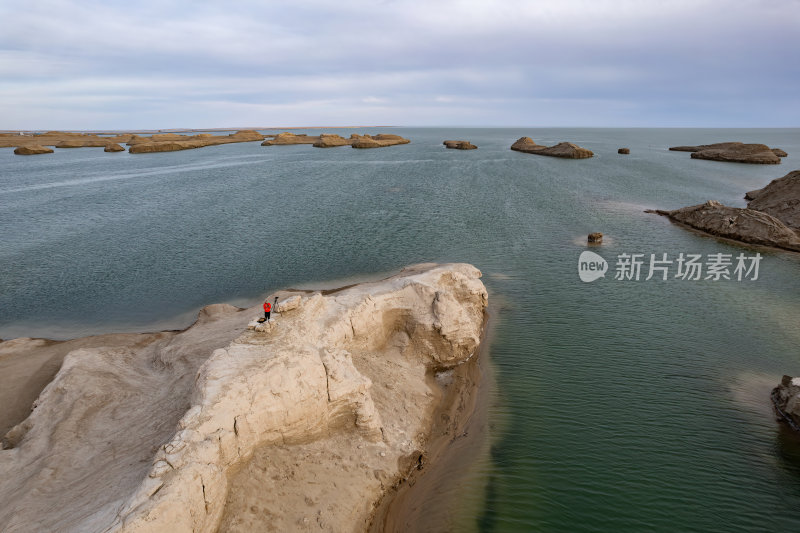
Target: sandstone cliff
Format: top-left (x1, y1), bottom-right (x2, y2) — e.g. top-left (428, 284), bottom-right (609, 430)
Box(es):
top-left (0, 263), bottom-right (487, 533)
top-left (510, 137), bottom-right (593, 159)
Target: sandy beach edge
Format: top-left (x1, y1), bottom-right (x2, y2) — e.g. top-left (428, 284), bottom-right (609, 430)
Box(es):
top-left (368, 306), bottom-right (495, 532)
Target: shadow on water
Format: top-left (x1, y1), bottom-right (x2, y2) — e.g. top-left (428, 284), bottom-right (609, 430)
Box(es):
top-left (477, 442), bottom-right (514, 533)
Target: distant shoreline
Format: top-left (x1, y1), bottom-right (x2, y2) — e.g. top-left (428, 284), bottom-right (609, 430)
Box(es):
top-left (0, 126), bottom-right (398, 135)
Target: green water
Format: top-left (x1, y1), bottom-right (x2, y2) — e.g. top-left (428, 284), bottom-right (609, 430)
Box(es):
top-left (1, 128), bottom-right (799, 531)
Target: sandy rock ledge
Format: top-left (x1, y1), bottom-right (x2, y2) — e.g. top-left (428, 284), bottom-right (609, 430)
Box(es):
top-left (0, 263), bottom-right (487, 533)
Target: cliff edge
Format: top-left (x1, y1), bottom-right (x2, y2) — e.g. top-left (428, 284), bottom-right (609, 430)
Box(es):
top-left (0, 263), bottom-right (487, 533)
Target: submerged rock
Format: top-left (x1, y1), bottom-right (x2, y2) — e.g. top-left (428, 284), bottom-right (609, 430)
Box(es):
top-left (510, 137), bottom-right (593, 159)
top-left (13, 145), bottom-right (53, 155)
top-left (772, 376), bottom-right (800, 431)
top-left (444, 140), bottom-right (477, 150)
top-left (588, 232), bottom-right (603, 243)
top-left (669, 142), bottom-right (782, 164)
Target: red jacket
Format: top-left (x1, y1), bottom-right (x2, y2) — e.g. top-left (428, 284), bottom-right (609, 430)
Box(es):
top-left (263, 302), bottom-right (271, 312)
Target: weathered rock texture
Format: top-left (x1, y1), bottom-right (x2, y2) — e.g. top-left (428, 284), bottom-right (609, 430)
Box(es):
top-left (261, 132), bottom-right (318, 146)
top-left (772, 376), bottom-right (800, 431)
top-left (669, 142), bottom-right (783, 164)
top-left (648, 170), bottom-right (800, 251)
top-left (313, 133), bottom-right (350, 147)
top-left (0, 263), bottom-right (487, 533)
top-left (13, 145), bottom-right (53, 155)
top-left (744, 170), bottom-right (800, 230)
top-left (350, 134), bottom-right (410, 149)
top-left (104, 143), bottom-right (126, 153)
top-left (588, 232), bottom-right (603, 244)
top-left (443, 140), bottom-right (477, 150)
top-left (261, 132), bottom-right (410, 149)
top-left (128, 131), bottom-right (265, 154)
top-left (648, 200), bottom-right (800, 252)
top-left (510, 137), bottom-right (594, 159)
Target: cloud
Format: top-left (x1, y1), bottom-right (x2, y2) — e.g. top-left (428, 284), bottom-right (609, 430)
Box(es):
top-left (0, 0), bottom-right (797, 128)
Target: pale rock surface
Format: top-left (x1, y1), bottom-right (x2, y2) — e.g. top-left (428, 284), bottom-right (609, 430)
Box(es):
top-left (0, 263), bottom-right (487, 533)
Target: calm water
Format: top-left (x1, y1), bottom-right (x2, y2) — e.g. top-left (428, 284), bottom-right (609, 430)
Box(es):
top-left (2, 128), bottom-right (800, 531)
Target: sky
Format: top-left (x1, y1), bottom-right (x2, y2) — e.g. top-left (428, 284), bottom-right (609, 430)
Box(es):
top-left (0, 0), bottom-right (798, 129)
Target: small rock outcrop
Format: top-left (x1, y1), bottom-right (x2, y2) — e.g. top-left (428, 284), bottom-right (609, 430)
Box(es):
top-left (772, 376), bottom-right (800, 431)
top-left (510, 137), bottom-right (594, 159)
top-left (773, 148), bottom-right (788, 158)
top-left (350, 134), bottom-right (410, 149)
top-left (13, 145), bottom-right (53, 155)
top-left (588, 232), bottom-right (603, 244)
top-left (443, 140), bottom-right (477, 150)
top-left (618, 148), bottom-right (630, 154)
top-left (669, 142), bottom-right (782, 164)
top-left (104, 143), bottom-right (126, 152)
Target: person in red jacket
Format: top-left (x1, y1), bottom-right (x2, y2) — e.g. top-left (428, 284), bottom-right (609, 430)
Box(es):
top-left (263, 300), bottom-right (272, 321)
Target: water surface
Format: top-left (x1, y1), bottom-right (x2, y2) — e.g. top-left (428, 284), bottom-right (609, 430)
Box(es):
top-left (2, 127), bottom-right (799, 531)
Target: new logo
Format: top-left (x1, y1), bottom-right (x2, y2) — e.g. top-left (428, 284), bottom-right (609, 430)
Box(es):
top-left (578, 251), bottom-right (608, 282)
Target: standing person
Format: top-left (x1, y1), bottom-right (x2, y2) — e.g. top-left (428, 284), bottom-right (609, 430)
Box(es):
top-left (263, 300), bottom-right (272, 321)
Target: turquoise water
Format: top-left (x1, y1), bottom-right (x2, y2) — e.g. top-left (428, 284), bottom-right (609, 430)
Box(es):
top-left (2, 128), bottom-right (800, 531)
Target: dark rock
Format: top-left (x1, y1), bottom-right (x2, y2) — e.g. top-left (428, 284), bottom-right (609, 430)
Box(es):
top-left (648, 200), bottom-right (800, 252)
top-left (669, 142), bottom-right (781, 164)
top-left (510, 137), bottom-right (593, 159)
top-left (772, 376), bottom-right (800, 431)
top-left (618, 148), bottom-right (630, 154)
top-left (443, 140), bottom-right (477, 150)
top-left (744, 170), bottom-right (800, 230)
top-left (588, 232), bottom-right (603, 243)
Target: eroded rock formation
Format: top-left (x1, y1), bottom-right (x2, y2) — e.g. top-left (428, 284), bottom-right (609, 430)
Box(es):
top-left (510, 137), bottom-right (594, 159)
top-left (647, 200), bottom-right (800, 252)
top-left (744, 170), bottom-right (800, 230)
top-left (443, 140), bottom-right (477, 150)
top-left (13, 145), bottom-right (53, 155)
top-left (647, 170), bottom-right (800, 251)
top-left (669, 142), bottom-right (783, 164)
top-left (772, 376), bottom-right (800, 431)
top-left (0, 263), bottom-right (487, 533)
top-left (128, 131), bottom-right (265, 154)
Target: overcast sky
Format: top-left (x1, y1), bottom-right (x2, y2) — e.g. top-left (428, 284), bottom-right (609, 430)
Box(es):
top-left (0, 0), bottom-right (798, 129)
